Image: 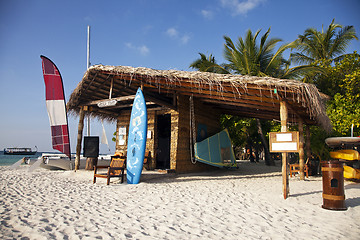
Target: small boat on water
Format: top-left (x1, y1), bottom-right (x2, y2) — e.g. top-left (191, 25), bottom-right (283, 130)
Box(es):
top-left (3, 147), bottom-right (37, 155)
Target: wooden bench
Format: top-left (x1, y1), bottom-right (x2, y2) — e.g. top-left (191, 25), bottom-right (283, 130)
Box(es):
top-left (93, 155), bottom-right (126, 185)
top-left (289, 158), bottom-right (309, 178)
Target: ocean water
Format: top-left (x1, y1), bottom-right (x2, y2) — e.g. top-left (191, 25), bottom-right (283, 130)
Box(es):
top-left (0, 151), bottom-right (113, 166)
top-left (0, 151), bottom-right (43, 166)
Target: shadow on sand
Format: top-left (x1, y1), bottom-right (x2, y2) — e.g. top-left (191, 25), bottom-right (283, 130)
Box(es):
top-left (290, 190), bottom-right (322, 198)
top-left (346, 197), bottom-right (360, 208)
top-left (141, 161), bottom-right (283, 183)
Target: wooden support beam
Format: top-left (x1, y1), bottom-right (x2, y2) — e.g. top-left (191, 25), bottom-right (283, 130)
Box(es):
top-left (75, 107), bottom-right (85, 170)
top-left (298, 117), bottom-right (305, 180)
top-left (200, 97), bottom-right (279, 112)
top-left (143, 93), bottom-right (177, 110)
top-left (280, 101), bottom-right (289, 199)
top-left (220, 109), bottom-right (280, 121)
top-left (306, 125), bottom-right (311, 163)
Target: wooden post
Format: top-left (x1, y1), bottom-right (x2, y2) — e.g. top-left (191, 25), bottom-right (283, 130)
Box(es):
top-left (85, 157), bottom-right (97, 170)
top-left (280, 101), bottom-right (289, 199)
top-left (306, 125), bottom-right (311, 162)
top-left (75, 107), bottom-right (85, 170)
top-left (298, 118), bottom-right (305, 180)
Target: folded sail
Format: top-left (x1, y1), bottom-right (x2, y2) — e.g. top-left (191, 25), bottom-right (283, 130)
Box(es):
top-left (194, 129), bottom-right (237, 168)
top-left (41, 56), bottom-right (71, 159)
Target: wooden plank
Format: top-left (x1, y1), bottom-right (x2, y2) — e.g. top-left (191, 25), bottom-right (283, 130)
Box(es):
top-left (143, 92), bottom-right (177, 110)
top-left (200, 98), bottom-right (279, 112)
top-left (220, 109), bottom-right (281, 120)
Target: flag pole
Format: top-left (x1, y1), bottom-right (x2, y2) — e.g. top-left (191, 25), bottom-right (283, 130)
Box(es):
top-left (87, 25), bottom-right (91, 136)
top-left (87, 25), bottom-right (90, 69)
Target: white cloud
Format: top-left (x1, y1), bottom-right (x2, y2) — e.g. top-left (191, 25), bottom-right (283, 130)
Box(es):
top-left (125, 42), bottom-right (150, 56)
top-left (201, 9), bottom-right (214, 19)
top-left (125, 42), bottom-right (133, 48)
top-left (166, 27), bottom-right (191, 45)
top-left (139, 45), bottom-right (150, 55)
top-left (220, 0), bottom-right (266, 16)
top-left (181, 35), bottom-right (190, 44)
top-left (166, 28), bottom-right (179, 38)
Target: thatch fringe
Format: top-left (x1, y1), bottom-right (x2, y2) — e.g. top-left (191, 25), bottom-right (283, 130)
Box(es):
top-left (67, 65), bottom-right (332, 132)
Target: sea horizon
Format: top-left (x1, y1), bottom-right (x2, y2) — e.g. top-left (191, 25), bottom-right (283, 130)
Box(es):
top-left (0, 151), bottom-right (115, 166)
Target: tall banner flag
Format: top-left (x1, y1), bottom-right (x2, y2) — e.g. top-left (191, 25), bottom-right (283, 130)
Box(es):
top-left (41, 55), bottom-right (71, 160)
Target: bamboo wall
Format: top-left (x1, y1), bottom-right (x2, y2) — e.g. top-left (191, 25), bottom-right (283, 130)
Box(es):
top-left (174, 95), bottom-right (221, 173)
top-left (115, 94), bottom-right (222, 173)
top-left (115, 110), bottom-right (156, 169)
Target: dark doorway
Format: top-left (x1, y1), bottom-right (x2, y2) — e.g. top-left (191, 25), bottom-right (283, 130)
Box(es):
top-left (156, 114), bottom-right (171, 169)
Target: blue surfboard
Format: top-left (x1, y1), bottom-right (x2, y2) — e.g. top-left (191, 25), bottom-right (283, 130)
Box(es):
top-left (126, 88), bottom-right (148, 184)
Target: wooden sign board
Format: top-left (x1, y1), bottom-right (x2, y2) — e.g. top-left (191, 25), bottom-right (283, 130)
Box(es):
top-left (269, 132), bottom-right (299, 153)
top-left (97, 99), bottom-right (117, 108)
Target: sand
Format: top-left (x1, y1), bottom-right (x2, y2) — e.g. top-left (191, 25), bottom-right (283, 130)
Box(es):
top-left (1, 161), bottom-right (359, 240)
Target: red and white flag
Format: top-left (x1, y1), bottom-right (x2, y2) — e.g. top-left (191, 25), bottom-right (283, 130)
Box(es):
top-left (41, 55), bottom-right (71, 159)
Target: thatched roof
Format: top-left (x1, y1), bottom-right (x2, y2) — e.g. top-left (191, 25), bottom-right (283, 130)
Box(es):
top-left (67, 65), bottom-right (332, 132)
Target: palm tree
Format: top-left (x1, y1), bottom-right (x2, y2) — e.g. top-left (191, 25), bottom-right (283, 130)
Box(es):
top-left (222, 28), bottom-right (312, 79)
top-left (223, 28), bottom-right (281, 76)
top-left (292, 19), bottom-right (358, 95)
top-left (191, 28), bottom-right (315, 79)
top-left (191, 28), bottom-right (298, 166)
top-left (189, 53), bottom-right (229, 74)
top-left (291, 19), bottom-right (358, 65)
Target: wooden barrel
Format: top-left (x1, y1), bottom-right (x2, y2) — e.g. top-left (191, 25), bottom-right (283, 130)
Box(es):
top-left (321, 160), bottom-right (347, 210)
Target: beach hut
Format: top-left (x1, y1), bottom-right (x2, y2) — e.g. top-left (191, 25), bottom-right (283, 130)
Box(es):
top-left (67, 65), bottom-right (332, 175)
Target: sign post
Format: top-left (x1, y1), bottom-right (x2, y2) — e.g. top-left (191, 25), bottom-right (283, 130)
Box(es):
top-left (269, 131), bottom-right (300, 199)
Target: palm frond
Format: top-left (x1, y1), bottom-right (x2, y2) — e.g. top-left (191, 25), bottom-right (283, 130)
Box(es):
top-left (281, 65), bottom-right (325, 79)
top-left (190, 53), bottom-right (229, 74)
top-left (293, 19), bottom-right (358, 63)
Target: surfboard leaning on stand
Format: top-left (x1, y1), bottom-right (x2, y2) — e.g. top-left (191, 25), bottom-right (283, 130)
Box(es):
top-left (126, 88), bottom-right (148, 184)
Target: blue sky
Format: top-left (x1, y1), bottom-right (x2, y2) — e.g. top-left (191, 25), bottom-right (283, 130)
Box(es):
top-left (0, 0), bottom-right (359, 153)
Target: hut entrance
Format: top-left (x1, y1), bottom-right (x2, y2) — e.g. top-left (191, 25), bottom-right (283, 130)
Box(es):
top-left (156, 114), bottom-right (171, 169)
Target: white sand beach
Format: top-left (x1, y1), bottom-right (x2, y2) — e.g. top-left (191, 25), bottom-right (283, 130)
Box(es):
top-left (1, 162), bottom-right (359, 240)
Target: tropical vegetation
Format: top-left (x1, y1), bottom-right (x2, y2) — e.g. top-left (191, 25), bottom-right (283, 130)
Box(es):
top-left (190, 19), bottom-right (359, 165)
